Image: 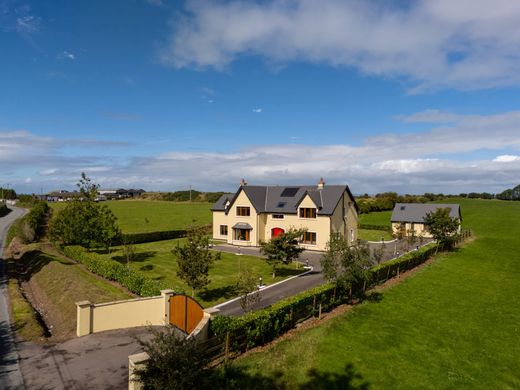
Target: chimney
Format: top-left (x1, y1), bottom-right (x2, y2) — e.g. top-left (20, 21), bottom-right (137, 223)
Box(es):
top-left (240, 178), bottom-right (247, 186)
top-left (317, 177), bottom-right (325, 189)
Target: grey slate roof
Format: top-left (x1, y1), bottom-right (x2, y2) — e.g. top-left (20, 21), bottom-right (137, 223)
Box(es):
top-left (391, 203), bottom-right (462, 223)
top-left (211, 193), bottom-right (234, 211)
top-left (213, 185), bottom-right (357, 216)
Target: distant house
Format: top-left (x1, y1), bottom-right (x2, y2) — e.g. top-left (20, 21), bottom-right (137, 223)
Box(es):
top-left (211, 179), bottom-right (359, 251)
top-left (391, 203), bottom-right (462, 238)
top-left (98, 188), bottom-right (145, 199)
top-left (45, 190), bottom-right (81, 202)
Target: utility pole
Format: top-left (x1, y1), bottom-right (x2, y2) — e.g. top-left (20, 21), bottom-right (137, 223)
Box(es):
top-left (189, 185), bottom-right (192, 202)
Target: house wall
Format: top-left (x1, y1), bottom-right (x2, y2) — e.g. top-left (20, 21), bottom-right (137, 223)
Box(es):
top-left (391, 222), bottom-right (433, 238)
top-left (212, 211), bottom-right (229, 241)
top-left (227, 190), bottom-right (259, 246)
top-left (263, 194), bottom-right (331, 250)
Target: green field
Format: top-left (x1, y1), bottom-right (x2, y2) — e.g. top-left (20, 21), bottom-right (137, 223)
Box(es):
top-left (95, 239), bottom-right (302, 307)
top-left (357, 228), bottom-right (393, 242)
top-left (359, 210), bottom-right (392, 227)
top-left (234, 199), bottom-right (520, 388)
top-left (49, 200), bottom-right (212, 233)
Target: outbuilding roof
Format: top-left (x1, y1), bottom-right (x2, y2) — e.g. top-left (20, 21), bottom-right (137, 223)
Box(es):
top-left (391, 203), bottom-right (462, 223)
top-left (212, 184), bottom-right (357, 216)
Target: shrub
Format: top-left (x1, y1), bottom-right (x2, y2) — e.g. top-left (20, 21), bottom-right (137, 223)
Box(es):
top-left (7, 201), bottom-right (49, 244)
top-left (0, 203), bottom-right (10, 217)
top-left (60, 246), bottom-right (168, 296)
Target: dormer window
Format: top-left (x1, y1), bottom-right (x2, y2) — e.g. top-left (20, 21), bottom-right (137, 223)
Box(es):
top-left (299, 208), bottom-right (316, 218)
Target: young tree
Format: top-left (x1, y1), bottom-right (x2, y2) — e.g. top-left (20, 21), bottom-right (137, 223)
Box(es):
top-left (372, 244), bottom-right (385, 265)
top-left (49, 173), bottom-right (120, 250)
top-left (122, 240), bottom-right (136, 268)
top-left (259, 228), bottom-right (306, 278)
top-left (321, 235), bottom-right (372, 296)
top-left (172, 227), bottom-right (221, 297)
top-left (423, 208), bottom-right (460, 252)
top-left (236, 268), bottom-right (260, 313)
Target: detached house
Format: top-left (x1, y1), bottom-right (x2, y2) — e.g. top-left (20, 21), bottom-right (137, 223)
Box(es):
top-left (211, 179), bottom-right (359, 251)
top-left (391, 203), bottom-right (462, 238)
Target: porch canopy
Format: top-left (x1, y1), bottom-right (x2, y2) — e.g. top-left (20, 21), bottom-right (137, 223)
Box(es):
top-left (232, 222), bottom-right (253, 230)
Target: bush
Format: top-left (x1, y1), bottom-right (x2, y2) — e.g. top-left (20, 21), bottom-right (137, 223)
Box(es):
top-left (116, 224), bottom-right (211, 245)
top-left (60, 246), bottom-right (168, 296)
top-left (211, 242), bottom-right (439, 350)
top-left (7, 201), bottom-right (49, 244)
top-left (358, 223), bottom-right (392, 231)
top-left (0, 203), bottom-right (10, 217)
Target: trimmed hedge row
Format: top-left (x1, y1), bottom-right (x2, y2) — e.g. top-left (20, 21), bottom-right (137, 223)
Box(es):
top-left (211, 242), bottom-right (438, 349)
top-left (61, 246), bottom-right (169, 296)
top-left (116, 224), bottom-right (212, 245)
top-left (118, 230), bottom-right (187, 245)
top-left (358, 223), bottom-right (392, 232)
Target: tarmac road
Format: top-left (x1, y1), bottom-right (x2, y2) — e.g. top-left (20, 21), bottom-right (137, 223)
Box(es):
top-left (0, 205), bottom-right (27, 390)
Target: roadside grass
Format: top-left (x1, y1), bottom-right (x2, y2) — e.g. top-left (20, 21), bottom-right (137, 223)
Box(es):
top-left (6, 247), bottom-right (133, 341)
top-left (358, 210), bottom-right (392, 227)
top-left (358, 228), bottom-right (393, 242)
top-left (7, 278), bottom-right (46, 341)
top-left (49, 200), bottom-right (212, 233)
top-left (234, 199), bottom-right (520, 389)
top-left (94, 239), bottom-right (303, 307)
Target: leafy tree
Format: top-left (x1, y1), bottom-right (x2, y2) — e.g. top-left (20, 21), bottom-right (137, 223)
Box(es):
top-left (321, 235), bottom-right (372, 295)
top-left (172, 227), bottom-right (220, 297)
top-left (49, 173), bottom-right (120, 250)
top-left (236, 268), bottom-right (260, 313)
top-left (134, 326), bottom-right (211, 390)
top-left (423, 208), bottom-right (460, 252)
top-left (259, 228), bottom-right (305, 278)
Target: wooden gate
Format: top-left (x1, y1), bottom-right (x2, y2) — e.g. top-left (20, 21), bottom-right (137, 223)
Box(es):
top-left (168, 294), bottom-right (204, 334)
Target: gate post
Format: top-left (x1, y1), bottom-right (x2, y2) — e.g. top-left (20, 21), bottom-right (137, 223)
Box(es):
top-left (161, 290), bottom-right (175, 325)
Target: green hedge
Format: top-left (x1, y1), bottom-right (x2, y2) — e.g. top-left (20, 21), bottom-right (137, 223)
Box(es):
top-left (61, 246), bottom-right (169, 296)
top-left (118, 230), bottom-right (187, 245)
top-left (211, 242), bottom-right (438, 349)
top-left (116, 224), bottom-right (212, 245)
top-left (6, 201), bottom-right (49, 244)
top-left (359, 223), bottom-right (392, 232)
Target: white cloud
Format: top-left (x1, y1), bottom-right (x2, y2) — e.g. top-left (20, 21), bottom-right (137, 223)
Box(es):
top-left (16, 15), bottom-right (40, 34)
top-left (160, 0), bottom-right (520, 91)
top-left (252, 108), bottom-right (263, 113)
top-left (3, 109), bottom-right (520, 193)
top-left (493, 155), bottom-right (520, 162)
top-left (57, 51), bottom-right (76, 60)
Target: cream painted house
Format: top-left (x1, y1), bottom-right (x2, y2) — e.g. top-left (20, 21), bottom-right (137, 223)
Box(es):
top-left (390, 203), bottom-right (462, 238)
top-left (211, 179), bottom-right (359, 251)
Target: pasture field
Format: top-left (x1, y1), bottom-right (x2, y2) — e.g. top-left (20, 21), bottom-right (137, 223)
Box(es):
top-left (95, 239), bottom-right (302, 307)
top-left (358, 210), bottom-right (392, 227)
top-left (49, 200), bottom-right (212, 233)
top-left (234, 199), bottom-right (520, 389)
top-left (357, 228), bottom-right (393, 242)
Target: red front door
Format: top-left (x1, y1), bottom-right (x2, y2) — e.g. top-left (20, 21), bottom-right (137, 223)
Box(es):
top-left (272, 227), bottom-right (285, 238)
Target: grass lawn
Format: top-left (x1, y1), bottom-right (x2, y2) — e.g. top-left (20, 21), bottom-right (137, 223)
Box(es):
top-left (358, 228), bottom-right (393, 242)
top-left (358, 210), bottom-right (392, 227)
top-left (95, 239), bottom-right (303, 307)
top-left (7, 246), bottom-right (133, 341)
top-left (49, 200), bottom-right (212, 233)
top-left (234, 199), bottom-right (520, 389)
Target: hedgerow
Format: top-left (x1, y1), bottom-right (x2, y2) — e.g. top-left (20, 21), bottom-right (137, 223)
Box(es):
top-left (61, 246), bottom-right (168, 296)
top-left (358, 223), bottom-right (392, 232)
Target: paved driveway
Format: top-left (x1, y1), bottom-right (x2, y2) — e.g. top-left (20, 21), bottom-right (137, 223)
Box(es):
top-left (18, 327), bottom-right (156, 390)
top-left (211, 244), bottom-right (326, 316)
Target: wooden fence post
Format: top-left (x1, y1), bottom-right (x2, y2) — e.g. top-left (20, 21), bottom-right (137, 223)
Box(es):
top-left (224, 332), bottom-right (230, 362)
top-left (312, 295), bottom-right (316, 312)
top-left (397, 265), bottom-right (400, 278)
top-left (290, 307), bottom-right (294, 327)
top-left (318, 303), bottom-right (322, 320)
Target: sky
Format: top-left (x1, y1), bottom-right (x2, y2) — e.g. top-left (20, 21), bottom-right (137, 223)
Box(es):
top-left (1, 0), bottom-right (520, 195)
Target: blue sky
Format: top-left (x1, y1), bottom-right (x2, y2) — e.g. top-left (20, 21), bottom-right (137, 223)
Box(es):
top-left (1, 0), bottom-right (520, 194)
